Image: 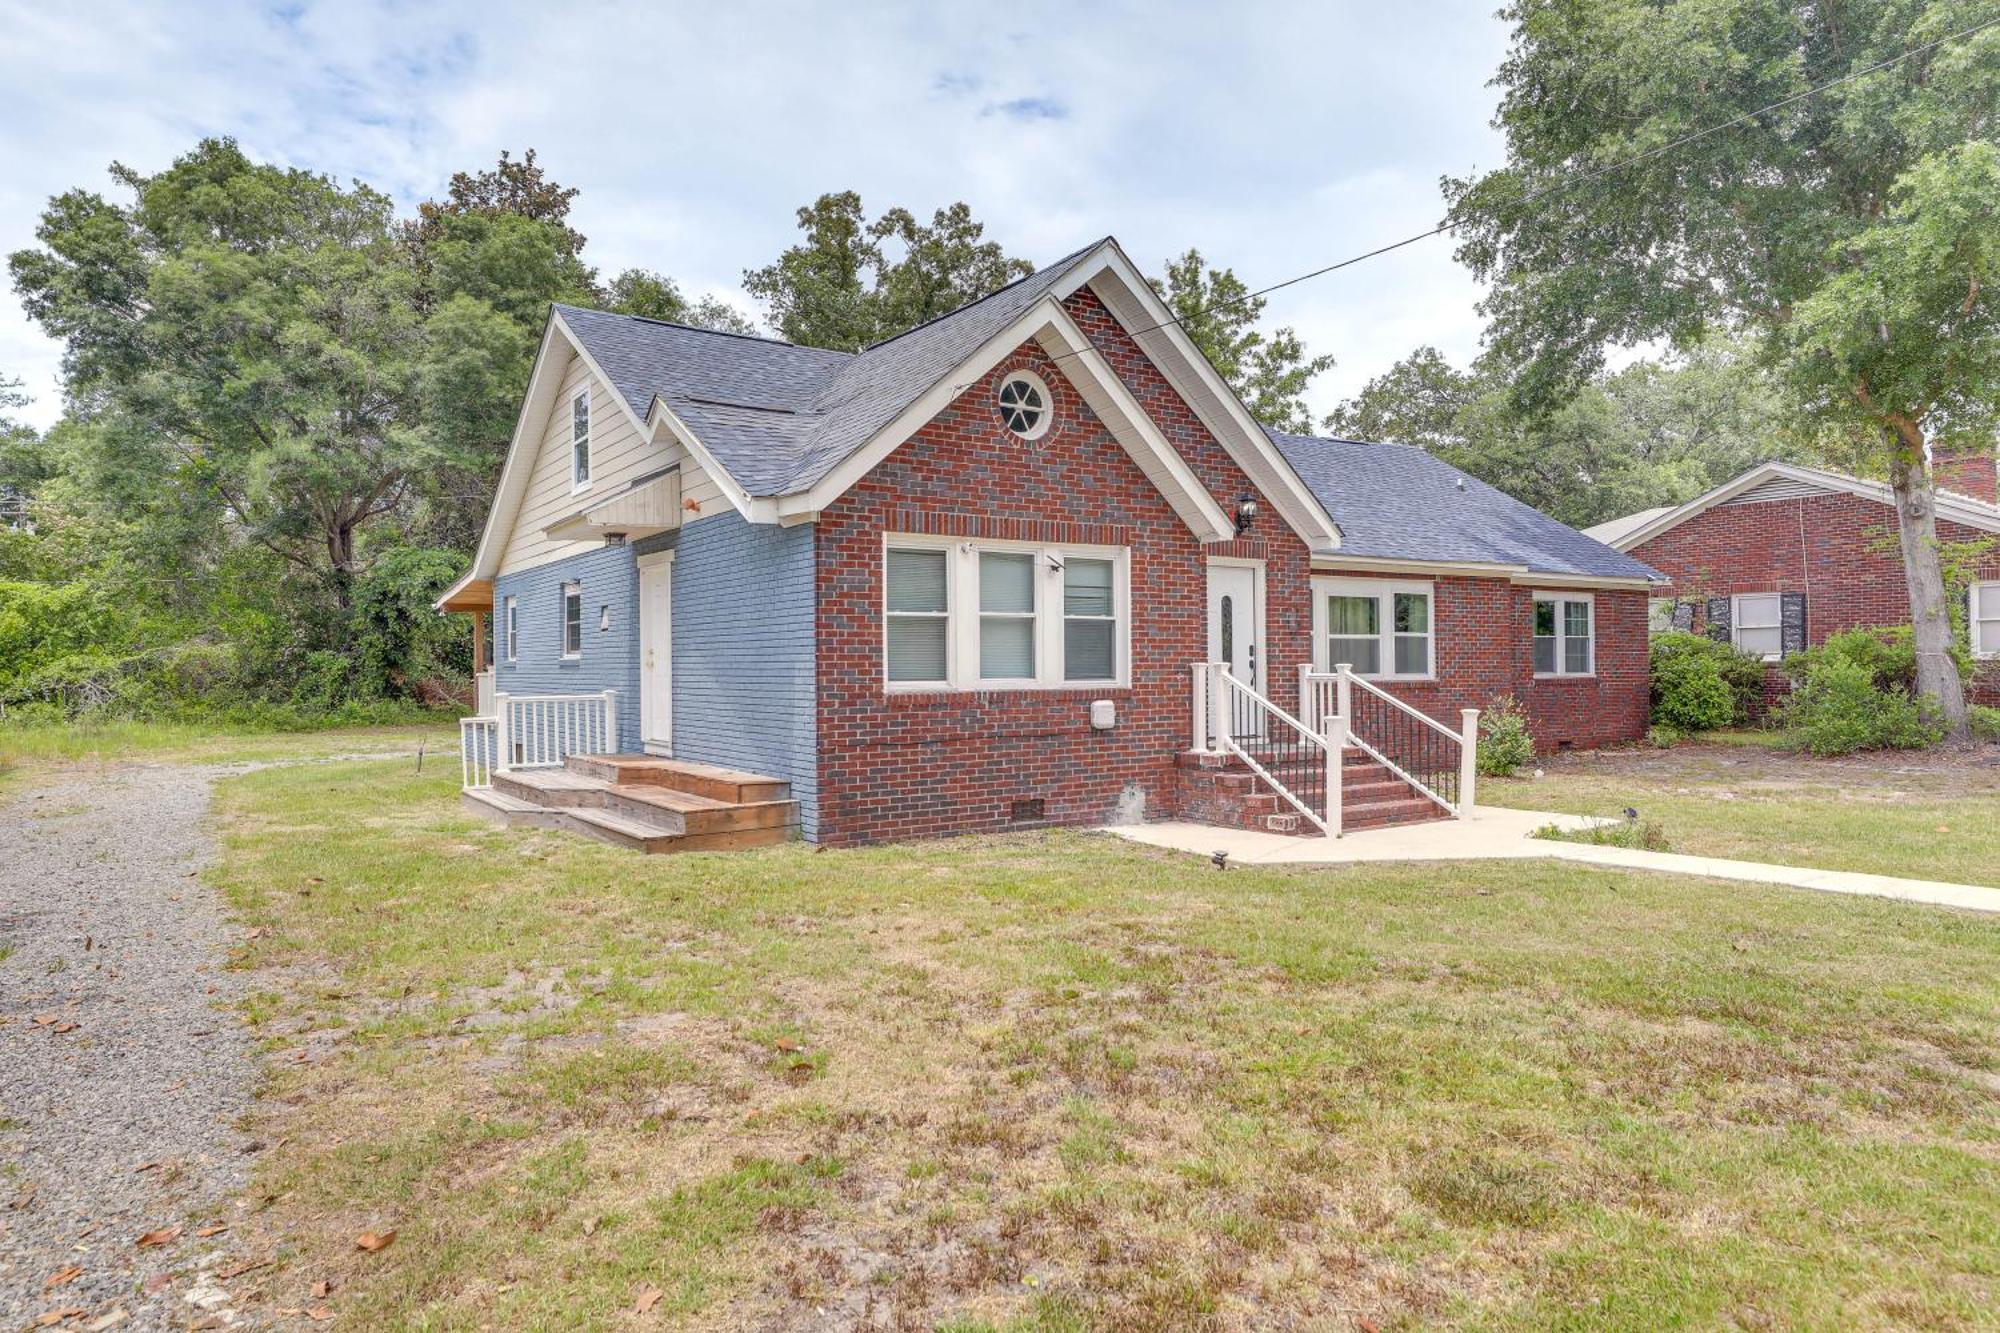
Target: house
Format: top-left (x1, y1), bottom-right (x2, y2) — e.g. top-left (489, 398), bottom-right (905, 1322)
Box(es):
top-left (437, 236), bottom-right (1658, 850)
top-left (1585, 456), bottom-right (2000, 708)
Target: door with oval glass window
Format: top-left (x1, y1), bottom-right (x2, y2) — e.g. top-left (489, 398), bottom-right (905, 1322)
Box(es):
top-left (1206, 562), bottom-right (1260, 744)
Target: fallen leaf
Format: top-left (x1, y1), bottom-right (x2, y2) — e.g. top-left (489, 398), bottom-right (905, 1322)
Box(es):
top-left (35, 1309), bottom-right (85, 1328)
top-left (311, 1279), bottom-right (334, 1299)
top-left (194, 1223), bottom-right (228, 1238)
top-left (44, 1265), bottom-right (83, 1289)
top-left (307, 1309), bottom-right (335, 1322)
top-left (773, 1037), bottom-right (801, 1053)
top-left (216, 1256), bottom-right (272, 1281)
top-left (1359, 1321), bottom-right (1381, 1333)
top-left (136, 1225), bottom-right (182, 1247)
top-left (634, 1284), bottom-right (664, 1314)
top-left (354, 1229), bottom-right (396, 1253)
top-left (144, 1273), bottom-right (175, 1293)
top-left (32, 1014), bottom-right (56, 1026)
top-left (52, 1022), bottom-right (78, 1034)
top-left (12, 1182), bottom-right (38, 1210)
top-left (581, 1216), bottom-right (600, 1236)
top-left (133, 1161), bottom-right (160, 1173)
top-left (86, 1308), bottom-right (129, 1331)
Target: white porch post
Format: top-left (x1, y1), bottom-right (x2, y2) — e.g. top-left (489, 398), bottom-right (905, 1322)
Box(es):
top-left (1296, 661), bottom-right (1312, 730)
top-left (1211, 664), bottom-right (1231, 752)
top-left (1323, 710), bottom-right (1347, 839)
top-left (1334, 663), bottom-right (1353, 725)
top-left (1190, 663), bottom-right (1208, 753)
top-left (601, 688), bottom-right (620, 755)
top-left (493, 691), bottom-right (511, 773)
top-left (1459, 708), bottom-right (1481, 817)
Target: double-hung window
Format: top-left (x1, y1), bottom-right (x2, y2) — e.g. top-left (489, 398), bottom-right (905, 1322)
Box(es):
top-left (1974, 581), bottom-right (2000, 658)
top-left (1314, 578), bottom-right (1433, 678)
top-left (560, 582), bottom-right (583, 658)
top-left (883, 538), bottom-right (1127, 689)
top-left (1732, 593), bottom-right (1784, 660)
top-left (570, 389), bottom-right (591, 492)
top-left (504, 596), bottom-right (518, 663)
top-left (1533, 593), bottom-right (1593, 676)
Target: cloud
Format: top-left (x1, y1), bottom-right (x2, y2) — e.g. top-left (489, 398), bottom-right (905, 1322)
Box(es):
top-left (981, 96), bottom-right (1069, 122)
top-left (0, 0), bottom-right (1513, 431)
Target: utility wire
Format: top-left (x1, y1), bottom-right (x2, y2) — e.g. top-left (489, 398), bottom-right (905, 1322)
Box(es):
top-left (987, 11), bottom-right (2000, 387)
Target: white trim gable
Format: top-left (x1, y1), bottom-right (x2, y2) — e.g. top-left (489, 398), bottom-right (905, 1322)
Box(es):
top-left (1603, 461), bottom-right (2000, 552)
top-left (776, 294), bottom-right (1238, 542)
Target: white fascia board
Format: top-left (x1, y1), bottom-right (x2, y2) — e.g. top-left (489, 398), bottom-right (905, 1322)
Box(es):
top-left (1508, 572), bottom-right (1661, 591)
top-left (1310, 553), bottom-right (1660, 591)
top-left (643, 395), bottom-right (775, 524)
top-left (461, 315), bottom-right (579, 585)
top-left (1056, 242), bottom-right (1343, 551)
top-left (1612, 460), bottom-right (2000, 550)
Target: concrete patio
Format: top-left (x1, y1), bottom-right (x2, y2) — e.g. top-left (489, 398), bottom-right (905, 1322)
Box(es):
top-left (1106, 807), bottom-right (2000, 914)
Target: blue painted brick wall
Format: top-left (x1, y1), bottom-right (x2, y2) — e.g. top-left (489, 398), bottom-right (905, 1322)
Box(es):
top-left (666, 510), bottom-right (820, 839)
top-left (490, 543), bottom-right (643, 752)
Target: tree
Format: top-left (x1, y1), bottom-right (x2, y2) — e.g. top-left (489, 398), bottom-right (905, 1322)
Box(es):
top-left (405, 148), bottom-right (587, 264)
top-left (1328, 342), bottom-right (1802, 527)
top-left (604, 268), bottom-right (758, 333)
top-left (0, 376), bottom-right (47, 528)
top-left (1151, 249), bottom-right (1334, 433)
top-left (1442, 0), bottom-right (2000, 737)
top-left (10, 138), bottom-right (427, 607)
top-left (744, 192), bottom-right (1033, 350)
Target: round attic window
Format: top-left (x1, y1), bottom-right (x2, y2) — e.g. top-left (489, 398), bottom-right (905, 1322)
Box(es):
top-left (996, 371), bottom-right (1052, 441)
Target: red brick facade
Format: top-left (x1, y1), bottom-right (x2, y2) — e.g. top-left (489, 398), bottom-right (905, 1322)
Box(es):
top-left (1357, 576), bottom-right (1652, 753)
top-left (808, 288), bottom-right (1654, 845)
top-left (1625, 489), bottom-right (2000, 706)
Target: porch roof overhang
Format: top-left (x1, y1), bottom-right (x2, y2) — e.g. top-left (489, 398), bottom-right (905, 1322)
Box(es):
top-left (435, 574), bottom-right (493, 614)
top-left (542, 468), bottom-right (683, 543)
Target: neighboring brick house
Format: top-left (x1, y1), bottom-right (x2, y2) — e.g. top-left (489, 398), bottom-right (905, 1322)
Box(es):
top-left (1587, 459), bottom-right (2000, 709)
top-left (438, 237), bottom-right (1659, 849)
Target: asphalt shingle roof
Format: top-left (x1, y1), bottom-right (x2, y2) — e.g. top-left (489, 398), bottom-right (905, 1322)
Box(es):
top-left (551, 240), bottom-right (1103, 498)
top-left (1267, 429), bottom-right (1663, 582)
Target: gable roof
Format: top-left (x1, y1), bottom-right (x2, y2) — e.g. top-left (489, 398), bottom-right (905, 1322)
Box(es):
top-left (1591, 461), bottom-right (2000, 552)
top-left (1580, 506), bottom-right (1672, 546)
top-left (1267, 429), bottom-right (1663, 583)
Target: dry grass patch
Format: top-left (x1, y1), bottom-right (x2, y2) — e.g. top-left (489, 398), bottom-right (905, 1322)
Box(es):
top-left (205, 759), bottom-right (2000, 1330)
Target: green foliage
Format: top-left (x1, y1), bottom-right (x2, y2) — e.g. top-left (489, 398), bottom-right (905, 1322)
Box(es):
top-left (744, 192), bottom-right (1032, 351)
top-left (1782, 624), bottom-right (1972, 693)
top-left (349, 546), bottom-right (469, 699)
top-left (1534, 818), bottom-right (1670, 851)
top-left (1476, 695), bottom-right (1537, 777)
top-left (1150, 249), bottom-right (1334, 433)
top-left (1971, 705), bottom-right (2000, 742)
top-left (1327, 341), bottom-right (1804, 526)
top-left (0, 580), bottom-right (140, 691)
top-left (1781, 657), bottom-right (1941, 757)
top-left (603, 269), bottom-right (756, 333)
top-left (1649, 631), bottom-right (1765, 729)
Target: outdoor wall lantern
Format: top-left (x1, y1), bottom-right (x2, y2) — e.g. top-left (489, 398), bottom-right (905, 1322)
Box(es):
top-left (1234, 494), bottom-right (1259, 535)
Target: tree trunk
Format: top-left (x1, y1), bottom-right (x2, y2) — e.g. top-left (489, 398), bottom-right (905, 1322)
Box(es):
top-left (1885, 419), bottom-right (1969, 740)
top-left (327, 522), bottom-right (357, 612)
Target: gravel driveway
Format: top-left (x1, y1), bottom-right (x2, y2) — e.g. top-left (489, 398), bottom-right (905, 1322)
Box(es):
top-left (1, 764), bottom-right (259, 1330)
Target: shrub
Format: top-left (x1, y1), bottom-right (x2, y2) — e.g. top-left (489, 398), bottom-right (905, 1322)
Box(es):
top-left (1784, 624), bottom-right (1972, 694)
top-left (1645, 723), bottom-right (1685, 748)
top-left (1476, 695), bottom-right (1536, 777)
top-left (1781, 656), bottom-right (1941, 756)
top-left (1649, 646), bottom-right (1736, 732)
top-left (1648, 631), bottom-right (1764, 727)
top-left (1972, 705), bottom-right (2000, 743)
top-left (1534, 819), bottom-right (1670, 851)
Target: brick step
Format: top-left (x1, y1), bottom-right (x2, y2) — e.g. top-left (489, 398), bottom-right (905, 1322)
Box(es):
top-left (563, 754), bottom-right (791, 804)
top-left (1343, 797), bottom-right (1448, 831)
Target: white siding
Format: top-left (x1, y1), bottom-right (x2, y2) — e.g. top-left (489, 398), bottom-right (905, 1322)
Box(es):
top-left (497, 346), bottom-right (730, 576)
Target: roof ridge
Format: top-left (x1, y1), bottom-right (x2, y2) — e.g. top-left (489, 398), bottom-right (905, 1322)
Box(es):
top-left (553, 302), bottom-right (849, 356)
top-left (854, 237), bottom-right (1109, 354)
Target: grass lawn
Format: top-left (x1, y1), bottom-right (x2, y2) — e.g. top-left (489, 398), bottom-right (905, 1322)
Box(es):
top-left (201, 759), bottom-right (2000, 1330)
top-left (1482, 734), bottom-right (2000, 887)
top-left (0, 719), bottom-right (459, 798)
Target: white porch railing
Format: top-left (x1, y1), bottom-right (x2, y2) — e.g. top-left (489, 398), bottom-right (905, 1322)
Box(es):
top-left (1191, 662), bottom-right (1343, 836)
top-left (461, 716), bottom-right (496, 789)
top-left (1299, 664), bottom-right (1478, 817)
top-left (488, 689), bottom-right (619, 773)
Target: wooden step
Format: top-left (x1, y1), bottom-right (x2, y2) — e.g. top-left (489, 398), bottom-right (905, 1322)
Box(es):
top-left (600, 783), bottom-right (800, 836)
top-left (462, 787), bottom-right (566, 830)
top-left (565, 754), bottom-right (791, 804)
top-left (494, 768), bottom-right (611, 808)
top-left (560, 807), bottom-right (799, 855)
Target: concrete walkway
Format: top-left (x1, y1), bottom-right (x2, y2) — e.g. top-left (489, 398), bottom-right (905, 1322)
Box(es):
top-left (1106, 808), bottom-right (2000, 914)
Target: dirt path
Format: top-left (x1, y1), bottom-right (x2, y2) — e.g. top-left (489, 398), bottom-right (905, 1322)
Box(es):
top-left (0, 764), bottom-right (260, 1330)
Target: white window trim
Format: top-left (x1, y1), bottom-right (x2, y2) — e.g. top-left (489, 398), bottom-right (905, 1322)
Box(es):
top-left (1310, 576), bottom-right (1436, 681)
top-left (1533, 590), bottom-right (1596, 678)
top-left (503, 596), bottom-right (518, 663)
top-left (882, 533), bottom-right (1130, 692)
top-left (1973, 580), bottom-right (2000, 658)
top-left (1731, 591), bottom-right (1785, 662)
top-left (560, 581), bottom-right (583, 660)
top-left (995, 370), bottom-right (1053, 441)
top-left (569, 387), bottom-right (592, 495)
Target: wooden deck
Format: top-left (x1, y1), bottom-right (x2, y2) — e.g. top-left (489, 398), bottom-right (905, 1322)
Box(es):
top-left (464, 755), bottom-right (799, 853)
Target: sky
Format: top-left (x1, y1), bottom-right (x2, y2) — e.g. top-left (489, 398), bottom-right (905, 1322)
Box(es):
top-left (0, 0), bottom-right (1513, 432)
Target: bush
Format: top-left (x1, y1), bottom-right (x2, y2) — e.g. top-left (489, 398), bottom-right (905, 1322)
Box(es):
top-left (1477, 695), bottom-right (1537, 777)
top-left (1781, 656), bottom-right (1941, 756)
top-left (1649, 646), bottom-right (1736, 732)
top-left (1645, 723), bottom-right (1686, 748)
top-left (1783, 624), bottom-right (1972, 694)
top-left (1648, 632), bottom-right (1764, 727)
top-left (1972, 705), bottom-right (2000, 743)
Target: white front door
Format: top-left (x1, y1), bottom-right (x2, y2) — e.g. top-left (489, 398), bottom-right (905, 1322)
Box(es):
top-left (1206, 562), bottom-right (1259, 688)
top-left (638, 555), bottom-right (672, 754)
